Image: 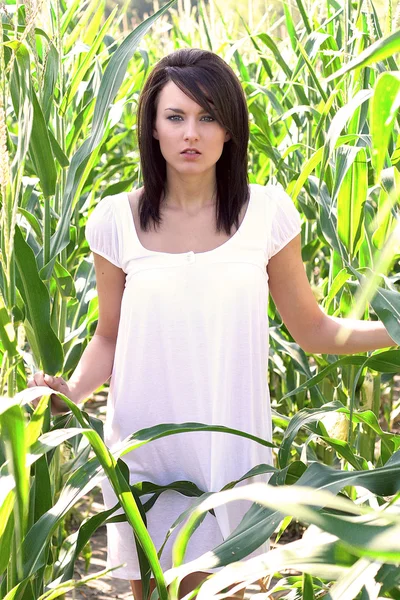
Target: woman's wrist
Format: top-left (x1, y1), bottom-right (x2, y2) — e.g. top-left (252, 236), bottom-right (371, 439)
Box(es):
top-left (65, 382), bottom-right (80, 405)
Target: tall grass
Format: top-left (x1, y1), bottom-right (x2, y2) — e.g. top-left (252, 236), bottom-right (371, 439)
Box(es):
top-left (1, 0), bottom-right (400, 598)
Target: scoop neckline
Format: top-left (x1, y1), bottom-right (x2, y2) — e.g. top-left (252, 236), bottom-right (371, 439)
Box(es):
top-left (124, 184), bottom-right (254, 257)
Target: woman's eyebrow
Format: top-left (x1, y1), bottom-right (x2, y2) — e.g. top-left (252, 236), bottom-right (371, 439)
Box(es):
top-left (164, 107), bottom-right (216, 114)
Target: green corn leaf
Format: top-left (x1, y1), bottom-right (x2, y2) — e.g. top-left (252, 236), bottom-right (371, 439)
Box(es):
top-left (3, 577), bottom-right (31, 600)
top-left (323, 268), bottom-right (352, 313)
top-left (283, 0), bottom-right (298, 51)
top-left (14, 225), bottom-right (63, 374)
top-left (29, 86), bottom-right (57, 198)
top-left (347, 265), bottom-right (400, 345)
top-left (0, 401), bottom-right (29, 580)
top-left (37, 566), bottom-right (119, 600)
top-left (47, 129), bottom-right (69, 169)
top-left (0, 295), bottom-right (18, 357)
top-left (370, 72), bottom-right (400, 180)
top-left (41, 42), bottom-right (59, 124)
top-left (293, 0), bottom-right (312, 33)
top-left (325, 558), bottom-right (381, 600)
top-left (60, 0), bottom-right (81, 37)
top-left (302, 573), bottom-right (315, 600)
top-left (294, 35), bottom-right (329, 102)
top-left (326, 29), bottom-right (400, 82)
top-left (169, 476), bottom-right (400, 587)
top-left (336, 146), bottom-right (367, 258)
top-left (280, 349), bottom-right (400, 402)
top-left (57, 505), bottom-right (118, 582)
top-left (0, 492), bottom-right (15, 577)
top-left (59, 7), bottom-right (118, 116)
top-left (319, 90), bottom-right (373, 189)
top-left (63, 0), bottom-right (102, 53)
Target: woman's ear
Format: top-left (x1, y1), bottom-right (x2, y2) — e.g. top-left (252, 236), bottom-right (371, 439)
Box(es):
top-left (225, 131), bottom-right (231, 142)
top-left (153, 127), bottom-right (159, 140)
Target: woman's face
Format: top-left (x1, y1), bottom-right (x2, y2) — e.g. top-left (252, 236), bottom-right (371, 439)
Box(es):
top-left (152, 80), bottom-right (231, 176)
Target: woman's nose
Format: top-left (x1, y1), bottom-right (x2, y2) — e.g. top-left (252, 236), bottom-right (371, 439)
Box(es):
top-left (184, 119), bottom-right (199, 141)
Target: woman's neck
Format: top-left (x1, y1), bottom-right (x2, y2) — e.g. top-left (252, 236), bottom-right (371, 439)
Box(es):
top-left (163, 170), bottom-right (217, 212)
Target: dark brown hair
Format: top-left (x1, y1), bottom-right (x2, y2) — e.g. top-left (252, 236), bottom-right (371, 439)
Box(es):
top-left (136, 48), bottom-right (250, 235)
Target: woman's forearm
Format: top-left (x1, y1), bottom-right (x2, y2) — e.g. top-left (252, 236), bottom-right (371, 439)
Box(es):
top-left (309, 314), bottom-right (398, 355)
top-left (67, 333), bottom-right (117, 404)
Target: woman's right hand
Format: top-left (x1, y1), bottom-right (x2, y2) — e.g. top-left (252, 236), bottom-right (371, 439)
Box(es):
top-left (27, 371), bottom-right (73, 414)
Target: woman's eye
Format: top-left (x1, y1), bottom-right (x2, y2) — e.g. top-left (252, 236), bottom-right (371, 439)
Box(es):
top-left (167, 115), bottom-right (214, 122)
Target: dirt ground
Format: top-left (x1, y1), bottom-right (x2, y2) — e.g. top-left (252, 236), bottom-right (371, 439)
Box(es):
top-left (67, 525), bottom-right (131, 599)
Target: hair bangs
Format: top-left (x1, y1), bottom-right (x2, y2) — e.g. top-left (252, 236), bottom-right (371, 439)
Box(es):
top-left (166, 67), bottom-right (226, 128)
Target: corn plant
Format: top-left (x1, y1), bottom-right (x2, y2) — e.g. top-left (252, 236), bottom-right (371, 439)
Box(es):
top-left (4, 384), bottom-right (400, 599)
top-left (2, 0), bottom-right (400, 598)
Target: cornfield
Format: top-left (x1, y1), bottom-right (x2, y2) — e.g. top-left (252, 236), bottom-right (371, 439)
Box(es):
top-left (1, 0), bottom-right (400, 598)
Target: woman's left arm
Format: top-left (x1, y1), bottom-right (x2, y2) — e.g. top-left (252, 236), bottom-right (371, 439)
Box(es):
top-left (267, 233), bottom-right (398, 355)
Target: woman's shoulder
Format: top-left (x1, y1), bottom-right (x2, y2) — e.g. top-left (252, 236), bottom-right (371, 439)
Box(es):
top-left (249, 181), bottom-right (281, 198)
top-left (85, 193), bottom-right (124, 267)
top-left (127, 186), bottom-right (144, 209)
top-left (128, 185), bottom-right (144, 198)
top-left (126, 187), bottom-right (146, 232)
top-left (250, 181), bottom-right (284, 195)
top-left (249, 182), bottom-right (282, 212)
top-left (89, 186), bottom-right (144, 221)
top-left (251, 181), bottom-right (295, 210)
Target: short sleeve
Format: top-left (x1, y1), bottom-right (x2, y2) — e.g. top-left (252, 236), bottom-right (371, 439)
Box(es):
top-left (85, 196), bottom-right (121, 268)
top-left (266, 184), bottom-right (302, 260)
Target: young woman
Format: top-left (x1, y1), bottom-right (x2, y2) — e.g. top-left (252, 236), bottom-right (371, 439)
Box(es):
top-left (29, 48), bottom-right (397, 599)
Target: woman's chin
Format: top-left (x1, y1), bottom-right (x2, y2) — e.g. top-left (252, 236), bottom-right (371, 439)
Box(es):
top-left (168, 161), bottom-right (215, 175)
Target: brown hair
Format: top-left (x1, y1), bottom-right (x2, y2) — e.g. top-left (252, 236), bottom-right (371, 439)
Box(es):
top-left (136, 48), bottom-right (250, 235)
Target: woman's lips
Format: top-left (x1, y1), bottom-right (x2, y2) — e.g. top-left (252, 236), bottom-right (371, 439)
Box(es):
top-left (181, 151), bottom-right (202, 159)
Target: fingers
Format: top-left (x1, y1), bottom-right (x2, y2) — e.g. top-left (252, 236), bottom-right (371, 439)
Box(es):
top-left (27, 372), bottom-right (67, 399)
top-left (27, 372), bottom-right (70, 414)
top-left (44, 375), bottom-right (68, 389)
top-left (28, 371), bottom-right (65, 390)
top-left (29, 371), bottom-right (46, 387)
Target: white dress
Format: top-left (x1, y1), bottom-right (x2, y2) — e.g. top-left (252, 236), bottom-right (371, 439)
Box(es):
top-left (85, 182), bottom-right (302, 580)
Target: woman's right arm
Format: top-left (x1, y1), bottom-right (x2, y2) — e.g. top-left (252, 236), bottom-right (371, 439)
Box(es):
top-left (67, 251), bottom-right (126, 403)
top-left (29, 252), bottom-right (126, 412)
